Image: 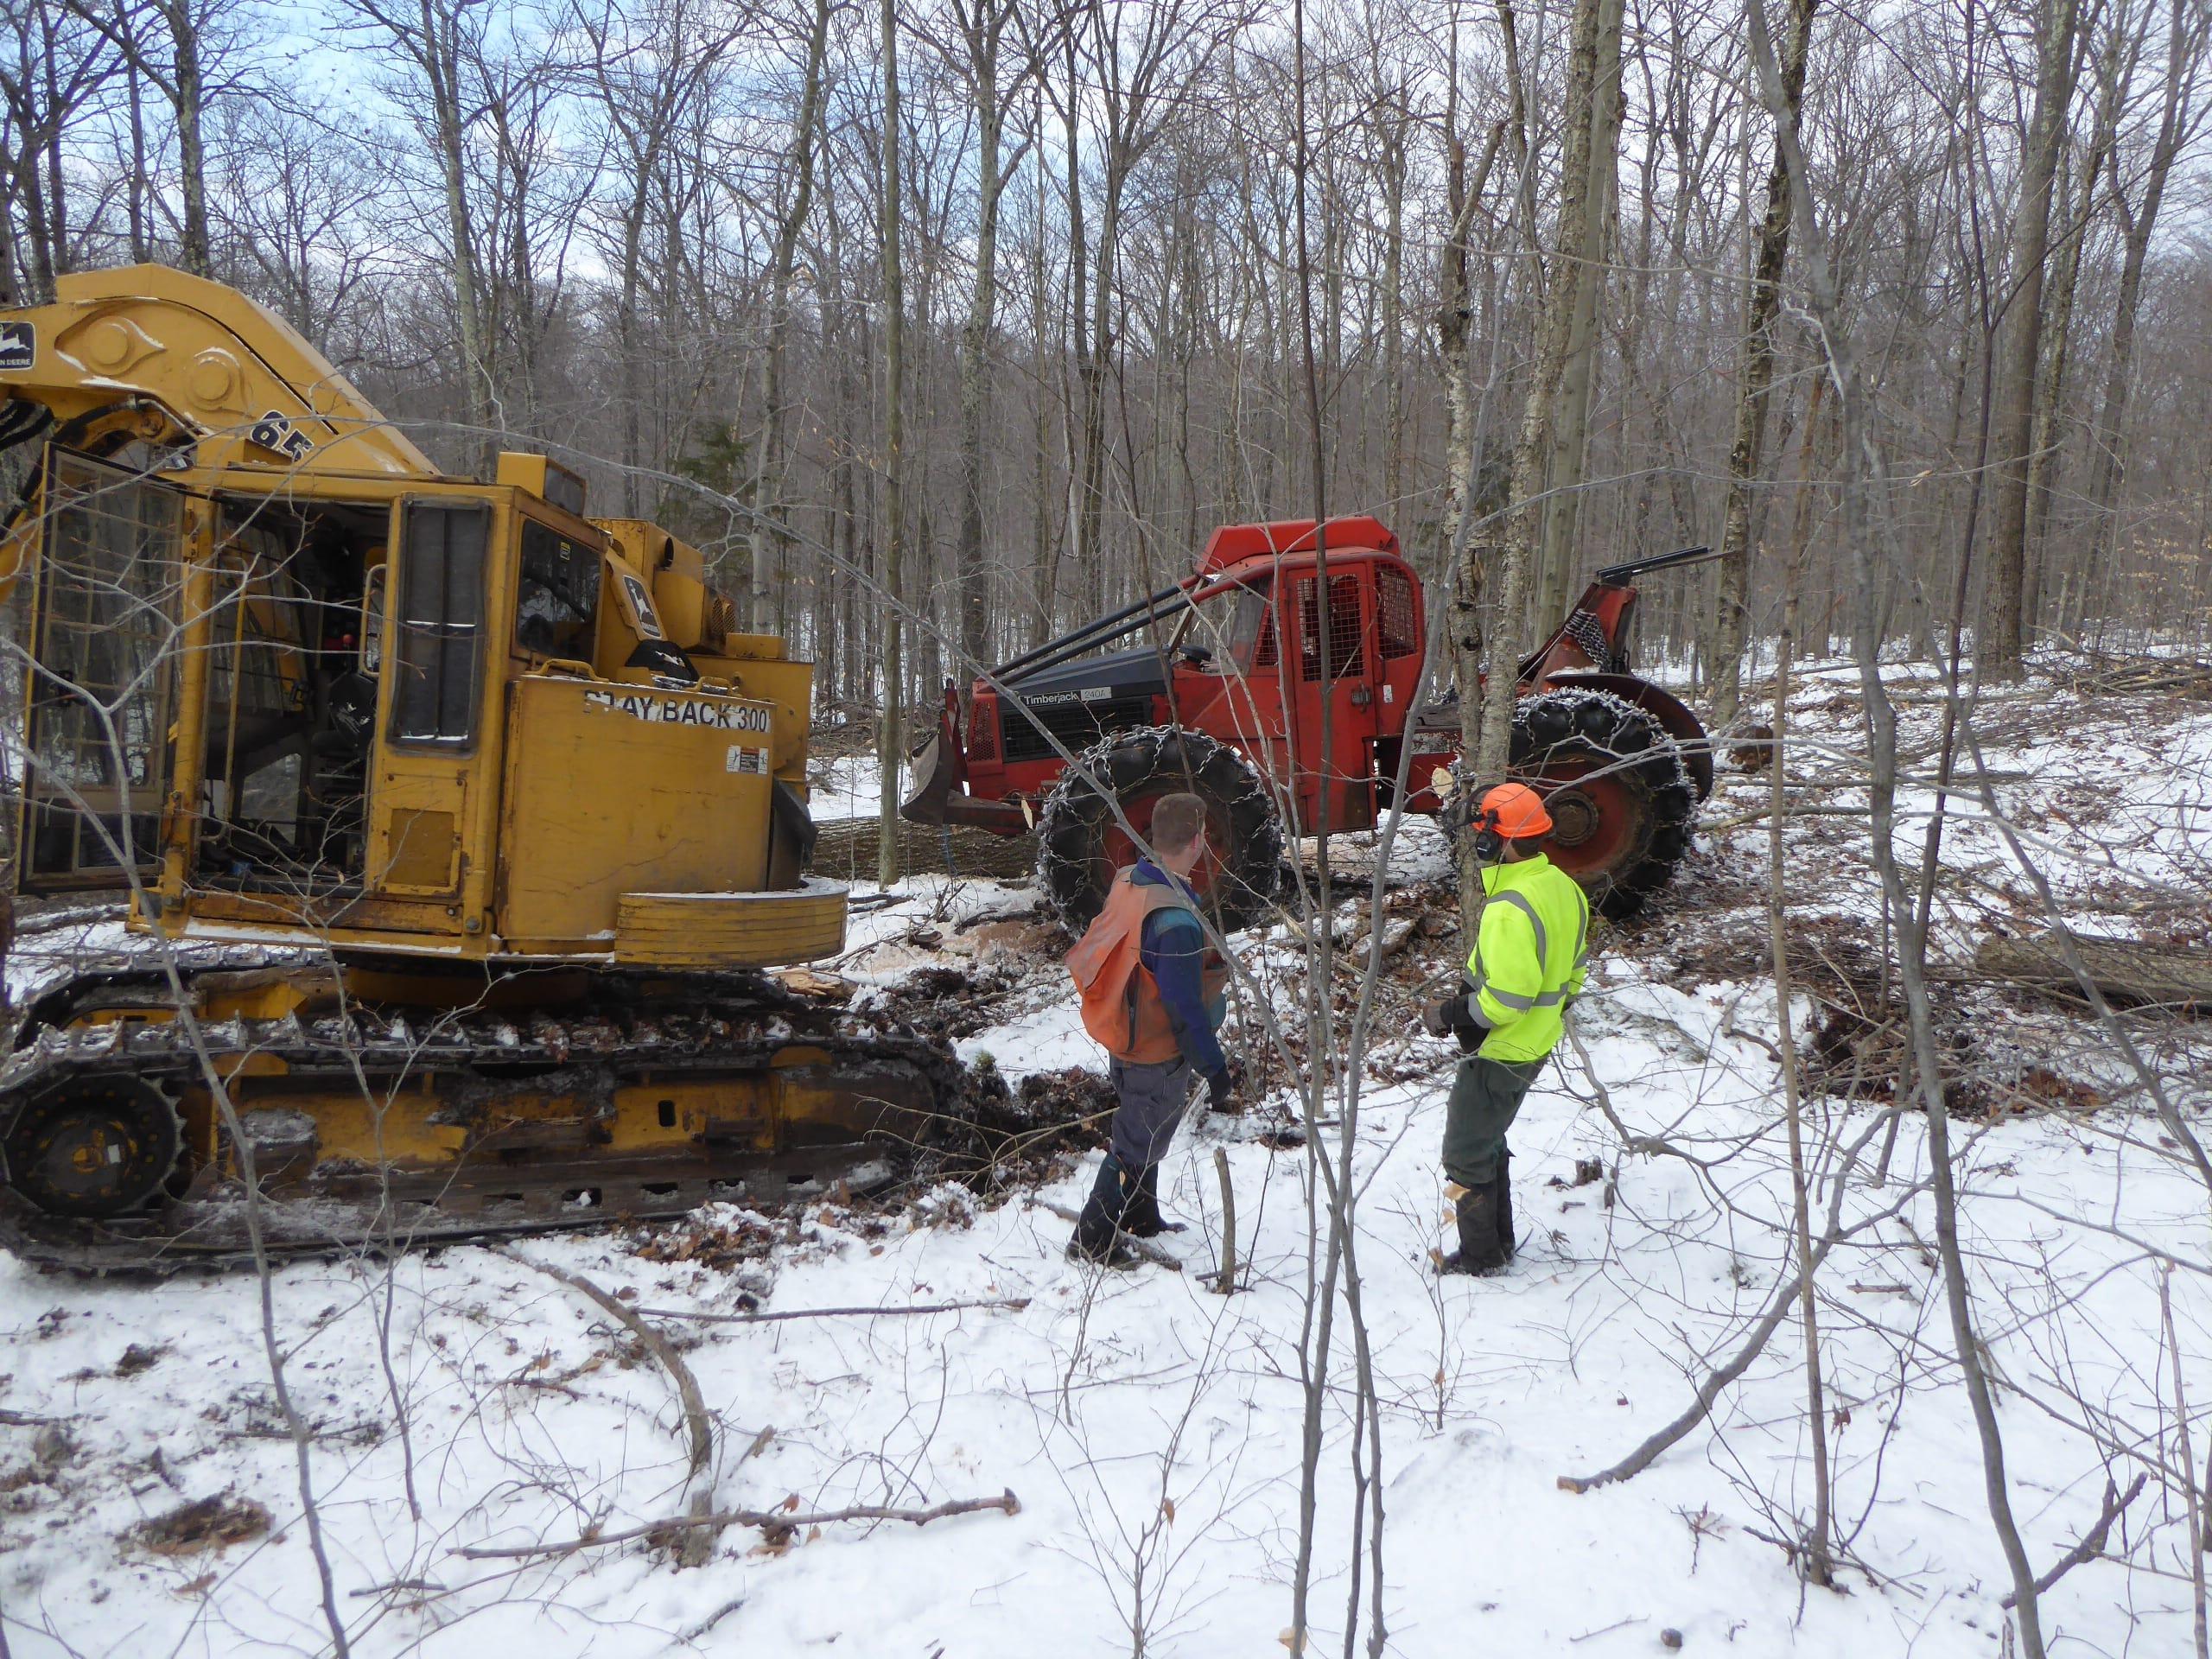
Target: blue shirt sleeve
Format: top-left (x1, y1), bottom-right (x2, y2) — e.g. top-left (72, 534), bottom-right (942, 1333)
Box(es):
top-left (1140, 905), bottom-right (1227, 1077)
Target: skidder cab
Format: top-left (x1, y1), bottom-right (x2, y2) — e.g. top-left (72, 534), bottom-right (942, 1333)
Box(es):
top-left (0, 266), bottom-right (955, 1261)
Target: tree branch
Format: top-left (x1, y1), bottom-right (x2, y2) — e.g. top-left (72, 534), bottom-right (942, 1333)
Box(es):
top-left (454, 1491), bottom-right (1020, 1560)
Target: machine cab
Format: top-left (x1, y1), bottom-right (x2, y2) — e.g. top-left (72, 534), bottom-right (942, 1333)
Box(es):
top-left (10, 441), bottom-right (820, 962)
top-left (943, 517), bottom-right (1427, 838)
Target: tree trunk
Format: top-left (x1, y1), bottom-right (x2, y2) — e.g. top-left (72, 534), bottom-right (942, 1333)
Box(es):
top-left (124, 52), bottom-right (147, 261)
top-left (1477, 0), bottom-right (1615, 785)
top-left (1380, 84), bottom-right (1407, 520)
top-left (876, 0), bottom-right (906, 889)
top-left (1979, 0), bottom-right (2082, 677)
top-left (954, 1), bottom-right (1011, 698)
top-left (2079, 0), bottom-right (2202, 582)
top-left (1710, 0), bottom-right (1819, 729)
top-left (748, 0), bottom-right (832, 633)
top-left (1742, 4), bottom-right (2052, 1641)
top-left (1536, 0), bottom-right (1627, 626)
top-left (1435, 49), bottom-right (1506, 822)
top-left (2024, 22), bottom-right (2127, 637)
top-left (164, 0), bottom-right (208, 275)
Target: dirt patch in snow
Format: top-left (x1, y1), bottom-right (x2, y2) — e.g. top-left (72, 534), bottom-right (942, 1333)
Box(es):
top-left (130, 1493), bottom-right (271, 1555)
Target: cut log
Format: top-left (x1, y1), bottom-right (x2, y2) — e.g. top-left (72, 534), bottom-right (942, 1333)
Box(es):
top-left (1974, 933), bottom-right (2212, 1012)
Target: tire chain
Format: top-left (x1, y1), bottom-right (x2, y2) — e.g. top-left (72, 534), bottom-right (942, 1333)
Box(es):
top-left (1438, 688), bottom-right (1697, 916)
top-left (1033, 724), bottom-right (1283, 933)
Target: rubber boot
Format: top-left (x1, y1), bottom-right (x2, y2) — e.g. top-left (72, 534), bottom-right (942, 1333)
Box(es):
top-left (1440, 1180), bottom-right (1508, 1276)
top-left (1121, 1163), bottom-right (1187, 1238)
top-left (1067, 1157), bottom-right (1141, 1268)
top-left (1495, 1154), bottom-right (1516, 1261)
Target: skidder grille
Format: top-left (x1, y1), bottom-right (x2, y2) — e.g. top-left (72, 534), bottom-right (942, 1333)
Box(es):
top-left (1001, 696), bottom-right (1150, 762)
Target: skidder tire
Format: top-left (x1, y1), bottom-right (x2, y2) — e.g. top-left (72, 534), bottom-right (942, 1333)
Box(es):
top-left (1507, 689), bottom-right (1696, 920)
top-left (1037, 727), bottom-right (1282, 934)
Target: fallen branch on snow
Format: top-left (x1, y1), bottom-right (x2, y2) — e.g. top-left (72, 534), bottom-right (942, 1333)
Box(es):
top-left (638, 1296), bottom-right (1031, 1325)
top-left (2000, 1473), bottom-right (2147, 1608)
top-left (1556, 1127), bottom-right (1918, 1494)
top-left (497, 1248), bottom-right (723, 1565)
top-left (452, 1490), bottom-right (1020, 1560)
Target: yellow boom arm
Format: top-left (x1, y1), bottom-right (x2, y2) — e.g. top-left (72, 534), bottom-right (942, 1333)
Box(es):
top-left (0, 264), bottom-right (436, 480)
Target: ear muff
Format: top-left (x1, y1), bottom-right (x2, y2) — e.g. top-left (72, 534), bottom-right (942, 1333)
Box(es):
top-left (1471, 808), bottom-right (1504, 863)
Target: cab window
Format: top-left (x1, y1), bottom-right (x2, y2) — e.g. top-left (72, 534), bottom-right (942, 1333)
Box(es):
top-left (515, 518), bottom-right (599, 660)
top-left (1225, 581), bottom-right (1278, 671)
top-left (391, 499), bottom-right (486, 747)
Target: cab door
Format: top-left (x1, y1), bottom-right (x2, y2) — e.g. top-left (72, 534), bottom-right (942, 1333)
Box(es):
top-left (15, 448), bottom-right (190, 890)
top-left (1286, 564), bottom-right (1381, 835)
top-left (365, 496), bottom-right (491, 912)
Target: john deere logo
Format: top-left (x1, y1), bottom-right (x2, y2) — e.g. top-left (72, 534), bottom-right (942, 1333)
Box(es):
top-left (0, 323), bottom-right (31, 372)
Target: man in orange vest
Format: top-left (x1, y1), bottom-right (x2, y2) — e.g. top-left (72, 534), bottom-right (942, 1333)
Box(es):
top-left (1065, 791), bottom-right (1232, 1267)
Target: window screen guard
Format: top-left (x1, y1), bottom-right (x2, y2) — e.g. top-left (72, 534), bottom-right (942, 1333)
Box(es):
top-left (1295, 574), bottom-right (1367, 680)
top-left (20, 452), bottom-right (183, 882)
top-left (391, 499), bottom-right (488, 746)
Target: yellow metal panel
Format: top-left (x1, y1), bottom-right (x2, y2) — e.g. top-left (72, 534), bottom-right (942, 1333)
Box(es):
top-left (652, 567), bottom-right (708, 649)
top-left (498, 675), bottom-right (787, 949)
top-left (170, 889), bottom-right (478, 947)
top-left (609, 1081), bottom-right (775, 1152)
top-left (714, 633), bottom-right (789, 662)
top-left (383, 808), bottom-right (458, 888)
top-left (613, 884), bottom-right (847, 968)
top-left (690, 655), bottom-right (815, 774)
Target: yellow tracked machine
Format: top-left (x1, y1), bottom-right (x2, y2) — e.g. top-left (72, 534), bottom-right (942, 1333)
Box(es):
top-left (0, 266), bottom-right (958, 1269)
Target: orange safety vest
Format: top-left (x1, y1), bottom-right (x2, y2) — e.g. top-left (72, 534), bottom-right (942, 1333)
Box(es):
top-left (1068, 868), bottom-right (1229, 1065)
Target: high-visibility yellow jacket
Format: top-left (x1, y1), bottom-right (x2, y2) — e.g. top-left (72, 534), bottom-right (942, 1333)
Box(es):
top-left (1462, 852), bottom-right (1591, 1062)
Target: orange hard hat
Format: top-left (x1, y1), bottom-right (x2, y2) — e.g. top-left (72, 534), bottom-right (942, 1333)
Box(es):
top-left (1478, 781), bottom-right (1554, 840)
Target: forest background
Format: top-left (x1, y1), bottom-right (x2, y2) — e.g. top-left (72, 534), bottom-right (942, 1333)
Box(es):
top-left (8, 0), bottom-right (2208, 751)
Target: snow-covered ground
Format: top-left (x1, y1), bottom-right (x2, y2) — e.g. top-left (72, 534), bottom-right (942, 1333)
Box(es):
top-left (3, 660), bottom-right (2209, 1656)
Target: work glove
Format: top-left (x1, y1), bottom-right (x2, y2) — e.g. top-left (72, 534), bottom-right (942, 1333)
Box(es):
top-left (1205, 1069), bottom-right (1233, 1114)
top-left (1421, 993), bottom-right (1486, 1052)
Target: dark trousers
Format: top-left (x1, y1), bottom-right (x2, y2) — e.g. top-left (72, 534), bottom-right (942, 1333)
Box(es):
top-left (1441, 1055), bottom-right (1548, 1187)
top-left (1108, 1055), bottom-right (1194, 1173)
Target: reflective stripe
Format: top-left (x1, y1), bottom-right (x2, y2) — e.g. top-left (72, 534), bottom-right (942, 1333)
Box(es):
top-left (1470, 890), bottom-right (1550, 1017)
top-left (1495, 890), bottom-right (1548, 967)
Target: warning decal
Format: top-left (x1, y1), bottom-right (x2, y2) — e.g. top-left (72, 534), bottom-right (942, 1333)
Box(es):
top-left (725, 744), bottom-right (769, 775)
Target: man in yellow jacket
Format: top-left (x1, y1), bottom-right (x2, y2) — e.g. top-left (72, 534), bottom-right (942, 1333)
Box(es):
top-left (1422, 782), bottom-right (1590, 1274)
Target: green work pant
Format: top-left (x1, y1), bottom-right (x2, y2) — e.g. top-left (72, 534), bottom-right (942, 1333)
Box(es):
top-left (1441, 1054), bottom-right (1548, 1187)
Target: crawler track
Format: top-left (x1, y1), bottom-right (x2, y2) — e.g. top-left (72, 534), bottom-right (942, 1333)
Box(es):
top-left (0, 945), bottom-right (971, 1276)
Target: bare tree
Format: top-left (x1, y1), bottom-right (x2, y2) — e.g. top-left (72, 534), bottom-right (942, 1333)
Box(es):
top-left (877, 0), bottom-right (906, 887)
top-left (1708, 0), bottom-right (1818, 730)
top-left (1979, 0), bottom-right (2085, 677)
